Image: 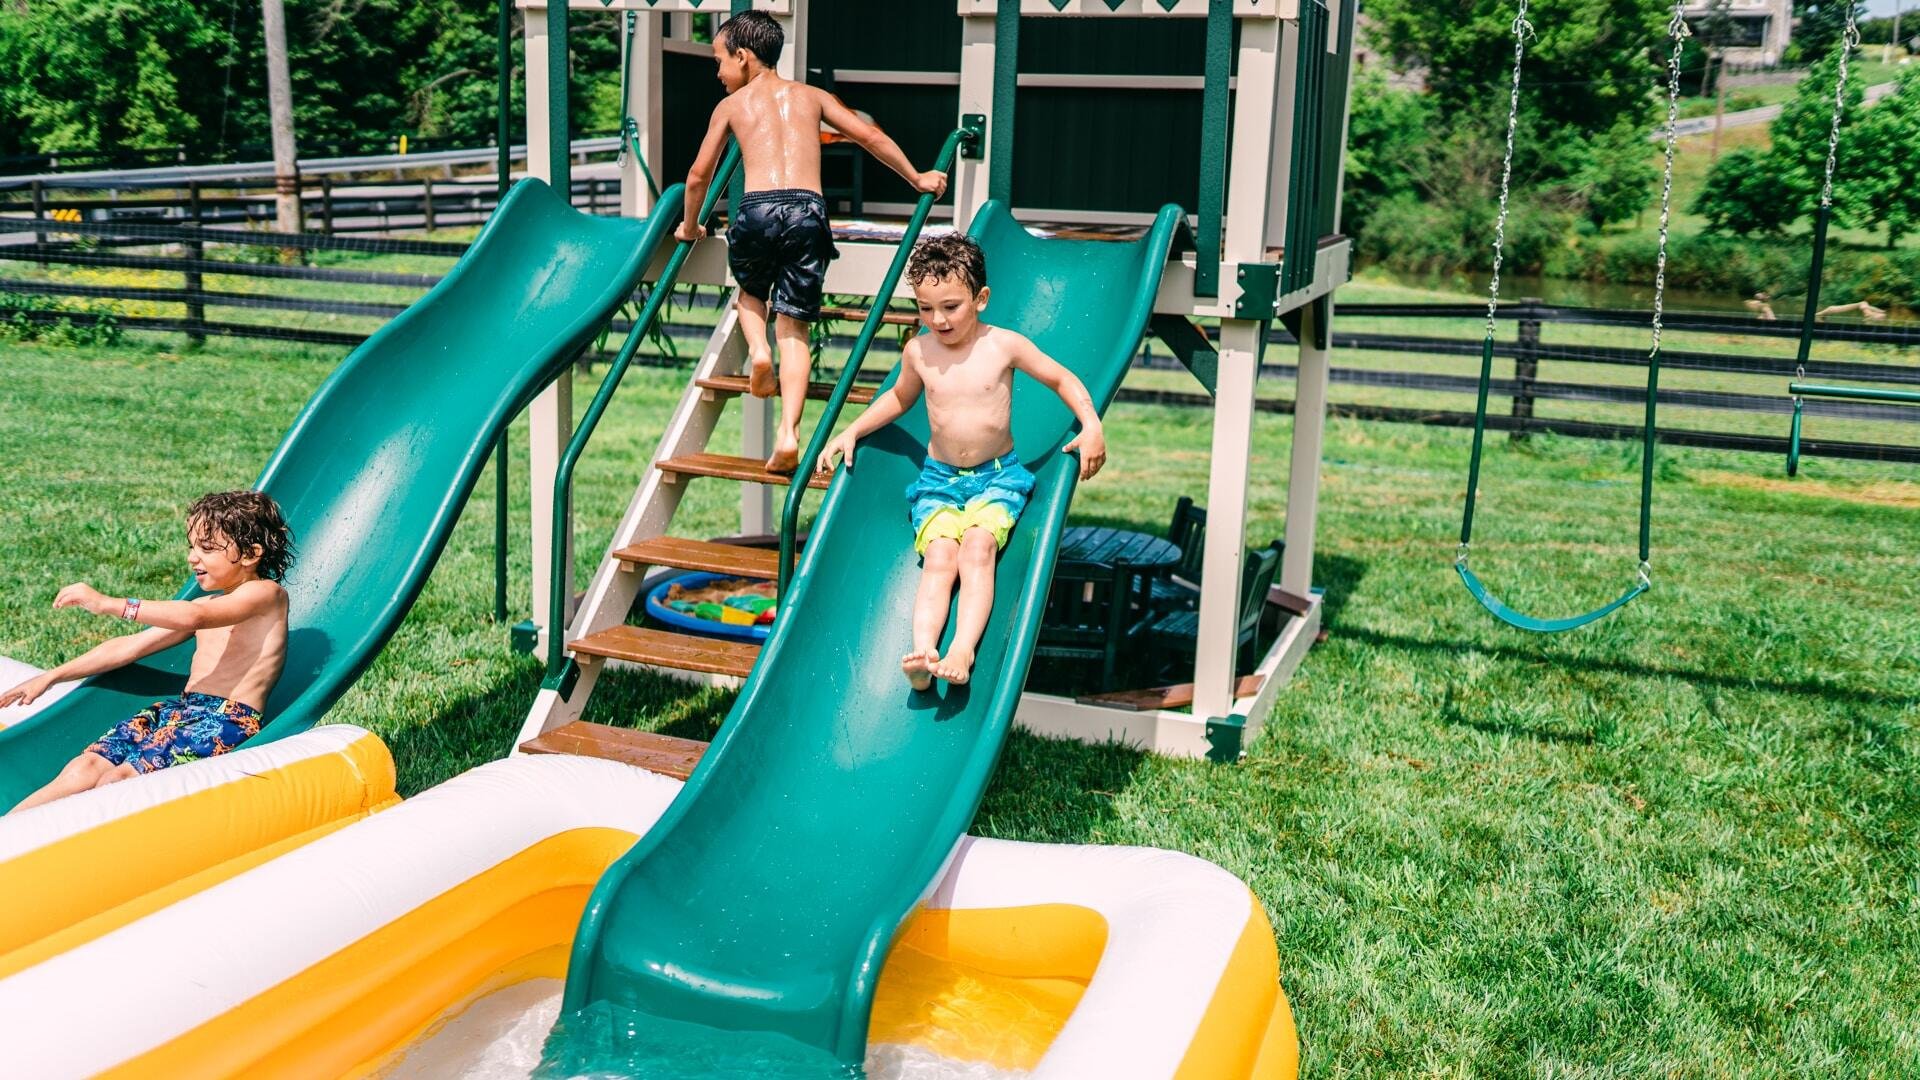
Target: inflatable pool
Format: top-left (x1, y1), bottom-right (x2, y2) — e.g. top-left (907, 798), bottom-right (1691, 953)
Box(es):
top-left (0, 724), bottom-right (396, 979)
top-left (0, 744), bottom-right (1295, 1079)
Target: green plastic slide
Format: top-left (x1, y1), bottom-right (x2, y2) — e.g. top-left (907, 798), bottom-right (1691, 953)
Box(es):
top-left (564, 200), bottom-right (1188, 1065)
top-left (0, 179), bottom-right (682, 807)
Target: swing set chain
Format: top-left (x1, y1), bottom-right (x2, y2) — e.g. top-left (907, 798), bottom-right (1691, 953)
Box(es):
top-left (1800, 10), bottom-right (1859, 386)
top-left (1484, 0), bottom-right (1533, 339)
top-left (1649, 6), bottom-right (1690, 356)
top-left (1820, 14), bottom-right (1862, 211)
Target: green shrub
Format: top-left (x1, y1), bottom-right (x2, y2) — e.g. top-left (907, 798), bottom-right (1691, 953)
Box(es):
top-left (0, 290), bottom-right (123, 347)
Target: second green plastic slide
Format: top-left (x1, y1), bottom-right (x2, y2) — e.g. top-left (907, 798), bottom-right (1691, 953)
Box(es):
top-left (0, 179), bottom-right (682, 807)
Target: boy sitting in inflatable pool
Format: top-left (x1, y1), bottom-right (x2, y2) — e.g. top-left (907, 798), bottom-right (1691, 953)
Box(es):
top-left (3, 491), bottom-right (293, 813)
top-left (818, 235), bottom-right (1106, 689)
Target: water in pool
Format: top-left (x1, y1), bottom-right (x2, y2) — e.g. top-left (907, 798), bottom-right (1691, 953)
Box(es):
top-left (380, 981), bottom-right (1029, 1080)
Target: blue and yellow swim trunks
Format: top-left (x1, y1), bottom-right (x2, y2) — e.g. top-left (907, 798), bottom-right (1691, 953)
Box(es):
top-left (86, 692), bottom-right (263, 775)
top-left (905, 453), bottom-right (1036, 555)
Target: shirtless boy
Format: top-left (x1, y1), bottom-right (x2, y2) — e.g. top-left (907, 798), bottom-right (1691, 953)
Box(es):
top-left (677, 10), bottom-right (947, 473)
top-left (3, 490), bottom-right (293, 813)
top-left (818, 235), bottom-right (1107, 689)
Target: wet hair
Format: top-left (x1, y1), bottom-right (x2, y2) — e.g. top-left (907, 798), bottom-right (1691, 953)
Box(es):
top-left (717, 11), bottom-right (783, 68)
top-left (907, 234), bottom-right (987, 295)
top-left (188, 490), bottom-right (294, 582)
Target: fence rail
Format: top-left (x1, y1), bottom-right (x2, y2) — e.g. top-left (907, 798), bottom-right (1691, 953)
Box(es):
top-left (1, 175), bottom-right (620, 236)
top-left (3, 220), bottom-right (1915, 468)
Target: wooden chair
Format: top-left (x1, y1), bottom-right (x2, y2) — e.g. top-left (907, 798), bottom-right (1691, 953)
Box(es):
top-left (1036, 558), bottom-right (1152, 693)
top-left (1139, 545), bottom-right (1281, 676)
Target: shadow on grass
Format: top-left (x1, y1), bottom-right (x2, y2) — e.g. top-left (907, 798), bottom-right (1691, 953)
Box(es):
top-left (974, 729), bottom-right (1151, 845)
top-left (1338, 623), bottom-right (1918, 711)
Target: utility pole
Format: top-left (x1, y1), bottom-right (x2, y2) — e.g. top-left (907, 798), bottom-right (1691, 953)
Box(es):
top-left (1890, 0), bottom-right (1905, 65)
top-left (262, 0), bottom-right (302, 238)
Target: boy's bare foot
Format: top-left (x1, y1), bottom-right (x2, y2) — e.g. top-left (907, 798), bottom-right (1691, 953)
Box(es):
top-left (765, 431), bottom-right (801, 474)
top-left (932, 646), bottom-right (975, 686)
top-left (748, 354), bottom-right (777, 398)
top-left (902, 648), bottom-right (938, 691)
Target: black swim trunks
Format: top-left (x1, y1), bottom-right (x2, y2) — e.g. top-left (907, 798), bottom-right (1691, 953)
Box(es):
top-left (727, 188), bottom-right (839, 322)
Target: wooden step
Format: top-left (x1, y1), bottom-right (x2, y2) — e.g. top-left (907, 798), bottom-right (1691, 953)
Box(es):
top-left (612, 536), bottom-right (779, 579)
top-left (819, 303), bottom-right (919, 328)
top-left (657, 452), bottom-right (831, 490)
top-left (696, 374), bottom-right (877, 405)
top-left (1076, 673), bottom-right (1266, 713)
top-left (570, 625), bottom-right (760, 678)
top-left (520, 720), bottom-right (708, 780)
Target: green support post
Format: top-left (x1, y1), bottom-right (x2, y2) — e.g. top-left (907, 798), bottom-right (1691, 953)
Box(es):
top-left (1194, 0), bottom-right (1232, 297)
top-left (547, 0), bottom-right (570, 198)
top-left (990, 0), bottom-right (1020, 203)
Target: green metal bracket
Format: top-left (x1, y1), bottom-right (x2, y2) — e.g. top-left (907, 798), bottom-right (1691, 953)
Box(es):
top-left (541, 656), bottom-right (581, 700)
top-left (960, 114), bottom-right (987, 160)
top-left (1233, 262), bottom-right (1280, 321)
top-left (510, 619), bottom-right (540, 655)
top-left (1150, 313), bottom-right (1217, 397)
top-left (1205, 713), bottom-right (1248, 764)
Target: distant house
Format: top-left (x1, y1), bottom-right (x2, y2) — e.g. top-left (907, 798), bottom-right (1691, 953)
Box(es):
top-left (1682, 0), bottom-right (1792, 67)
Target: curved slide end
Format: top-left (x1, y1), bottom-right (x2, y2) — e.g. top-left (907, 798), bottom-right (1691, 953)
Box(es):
top-left (0, 724), bottom-right (395, 975)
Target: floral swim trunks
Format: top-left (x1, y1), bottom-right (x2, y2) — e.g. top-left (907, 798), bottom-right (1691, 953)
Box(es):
top-left (905, 453), bottom-right (1037, 555)
top-left (86, 692), bottom-right (263, 775)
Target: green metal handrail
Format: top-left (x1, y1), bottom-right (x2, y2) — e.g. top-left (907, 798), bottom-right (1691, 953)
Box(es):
top-left (544, 142), bottom-right (741, 681)
top-left (775, 126), bottom-right (974, 598)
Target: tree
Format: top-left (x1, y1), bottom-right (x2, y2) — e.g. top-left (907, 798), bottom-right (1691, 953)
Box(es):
top-left (1791, 1), bottom-right (1867, 63)
top-left (1338, 68), bottom-right (1436, 240)
top-left (0, 1), bottom-right (233, 154)
top-left (1839, 69), bottom-right (1920, 247)
top-left (262, 0), bottom-right (301, 233)
top-left (1691, 147), bottom-right (1798, 234)
top-left (1357, 0), bottom-right (1671, 227)
top-left (1768, 49), bottom-right (1868, 221)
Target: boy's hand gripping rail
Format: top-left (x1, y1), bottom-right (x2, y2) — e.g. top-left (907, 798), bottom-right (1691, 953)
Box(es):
top-left (544, 143), bottom-right (743, 684)
top-left (776, 126), bottom-right (975, 597)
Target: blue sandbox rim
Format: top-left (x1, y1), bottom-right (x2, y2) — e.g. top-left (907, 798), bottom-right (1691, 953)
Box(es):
top-left (644, 570), bottom-right (773, 642)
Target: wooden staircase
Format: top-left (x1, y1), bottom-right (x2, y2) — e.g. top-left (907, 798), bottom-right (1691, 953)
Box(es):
top-left (517, 294), bottom-right (892, 749)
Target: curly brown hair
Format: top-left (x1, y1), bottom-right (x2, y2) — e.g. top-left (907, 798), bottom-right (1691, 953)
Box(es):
top-left (906, 233), bottom-right (987, 295)
top-left (187, 490), bottom-right (295, 582)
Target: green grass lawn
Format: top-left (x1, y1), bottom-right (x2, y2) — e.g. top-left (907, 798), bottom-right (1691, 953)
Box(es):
top-left (3, 327), bottom-right (1918, 1076)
